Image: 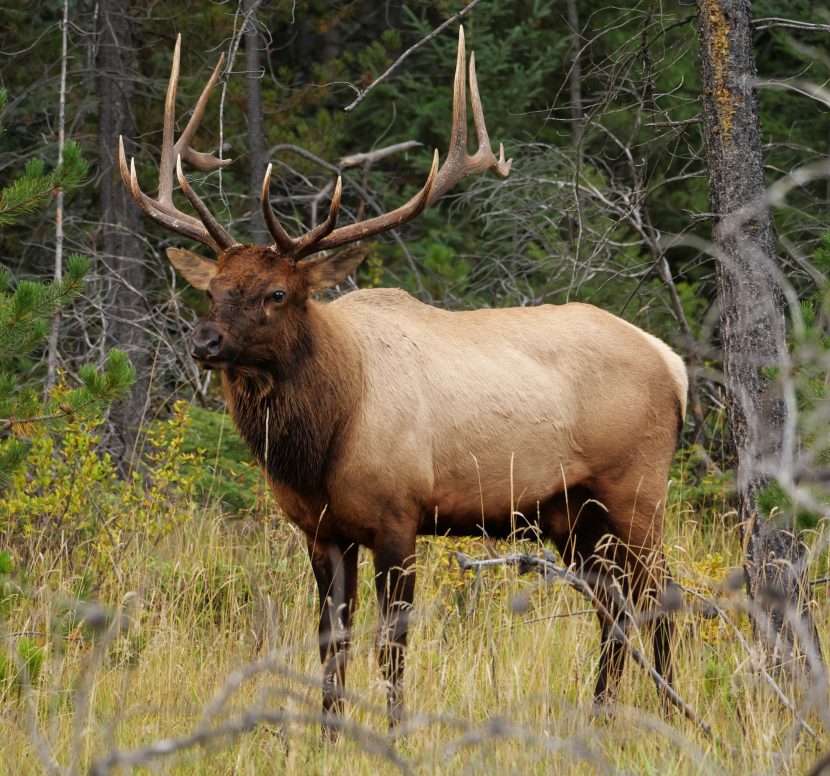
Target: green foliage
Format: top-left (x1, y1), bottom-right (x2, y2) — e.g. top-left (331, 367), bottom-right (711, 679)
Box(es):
top-left (670, 443), bottom-right (733, 517)
top-left (0, 95), bottom-right (133, 488)
top-left (419, 233), bottom-right (470, 301)
top-left (756, 480), bottom-right (820, 529)
top-left (0, 400), bottom-right (262, 569)
top-left (0, 550), bottom-right (44, 697)
top-left (0, 142), bottom-right (87, 228)
top-left (0, 550), bottom-right (19, 620)
top-left (0, 254), bottom-right (87, 364)
top-left (0, 88), bottom-right (87, 228)
top-left (167, 405), bottom-right (266, 514)
top-left (0, 637), bottom-right (45, 696)
top-left (0, 401), bottom-right (191, 566)
top-left (758, 232), bottom-right (830, 528)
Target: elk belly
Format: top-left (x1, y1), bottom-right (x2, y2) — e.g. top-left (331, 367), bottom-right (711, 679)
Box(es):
top-left (425, 455), bottom-right (590, 539)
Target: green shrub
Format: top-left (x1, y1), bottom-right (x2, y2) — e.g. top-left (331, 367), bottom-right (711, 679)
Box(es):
top-left (166, 405), bottom-right (267, 514)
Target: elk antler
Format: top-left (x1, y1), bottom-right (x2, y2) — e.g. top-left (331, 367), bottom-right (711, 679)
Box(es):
top-left (119, 35), bottom-right (236, 252)
top-left (428, 26), bottom-right (512, 205)
top-left (261, 25), bottom-right (512, 262)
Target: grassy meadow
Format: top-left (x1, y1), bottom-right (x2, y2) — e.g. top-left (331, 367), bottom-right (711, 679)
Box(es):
top-left (1, 414), bottom-right (829, 775)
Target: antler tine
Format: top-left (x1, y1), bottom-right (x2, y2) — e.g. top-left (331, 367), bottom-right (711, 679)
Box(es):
top-left (176, 156), bottom-right (236, 249)
top-left (468, 52), bottom-right (512, 179)
top-left (294, 177), bottom-right (342, 257)
top-left (261, 168), bottom-right (342, 260)
top-left (174, 52), bottom-right (231, 172)
top-left (156, 35), bottom-right (182, 207)
top-left (261, 163), bottom-right (300, 255)
top-left (120, 35), bottom-right (236, 252)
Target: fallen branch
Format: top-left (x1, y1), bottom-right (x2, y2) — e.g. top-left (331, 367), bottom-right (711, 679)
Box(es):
top-left (454, 551), bottom-right (712, 738)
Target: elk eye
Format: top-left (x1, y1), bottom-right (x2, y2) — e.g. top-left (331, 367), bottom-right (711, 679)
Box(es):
top-left (270, 290), bottom-right (286, 303)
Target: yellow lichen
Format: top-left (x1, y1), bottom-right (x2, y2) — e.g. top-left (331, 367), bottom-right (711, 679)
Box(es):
top-left (702, 0), bottom-right (735, 141)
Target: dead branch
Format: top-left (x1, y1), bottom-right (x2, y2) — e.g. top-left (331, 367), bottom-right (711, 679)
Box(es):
top-left (752, 17), bottom-right (830, 33)
top-left (454, 551), bottom-right (712, 738)
top-left (340, 140), bottom-right (423, 169)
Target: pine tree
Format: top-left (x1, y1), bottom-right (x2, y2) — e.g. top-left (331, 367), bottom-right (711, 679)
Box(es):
top-left (0, 90), bottom-right (135, 488)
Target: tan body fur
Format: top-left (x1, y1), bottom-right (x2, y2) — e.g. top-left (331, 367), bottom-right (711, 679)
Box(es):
top-left (260, 289), bottom-right (686, 553)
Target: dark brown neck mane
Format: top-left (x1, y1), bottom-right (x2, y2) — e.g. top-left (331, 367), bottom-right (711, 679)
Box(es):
top-left (220, 304), bottom-right (358, 498)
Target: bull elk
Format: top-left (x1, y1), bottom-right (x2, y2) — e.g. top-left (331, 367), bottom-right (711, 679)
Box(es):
top-left (119, 29), bottom-right (688, 730)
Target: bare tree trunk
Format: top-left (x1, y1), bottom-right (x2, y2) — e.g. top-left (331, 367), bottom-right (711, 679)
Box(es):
top-left (46, 0), bottom-right (70, 393)
top-left (696, 0), bottom-right (821, 668)
top-left (97, 0), bottom-right (150, 471)
top-left (565, 0), bottom-right (583, 145)
top-left (244, 0), bottom-right (268, 244)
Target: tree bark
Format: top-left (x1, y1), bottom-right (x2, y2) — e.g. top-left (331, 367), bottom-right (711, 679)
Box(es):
top-left (696, 0), bottom-right (820, 668)
top-left (97, 0), bottom-right (150, 470)
top-left (243, 0), bottom-right (269, 244)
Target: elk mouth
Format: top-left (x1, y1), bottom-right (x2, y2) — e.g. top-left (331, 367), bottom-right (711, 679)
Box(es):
top-left (194, 357), bottom-right (231, 371)
top-left (191, 348), bottom-right (242, 370)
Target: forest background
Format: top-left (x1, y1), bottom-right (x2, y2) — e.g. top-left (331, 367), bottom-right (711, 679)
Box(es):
top-left (3, 1), bottom-right (830, 773)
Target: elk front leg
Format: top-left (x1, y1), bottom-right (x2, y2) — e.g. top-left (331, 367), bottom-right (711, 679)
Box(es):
top-left (307, 539), bottom-right (358, 736)
top-left (372, 530), bottom-right (417, 729)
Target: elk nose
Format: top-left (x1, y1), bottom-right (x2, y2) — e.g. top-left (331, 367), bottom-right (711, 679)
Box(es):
top-left (191, 323), bottom-right (223, 361)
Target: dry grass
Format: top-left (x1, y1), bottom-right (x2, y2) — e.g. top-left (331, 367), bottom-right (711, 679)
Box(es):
top-left (2, 490), bottom-right (829, 775)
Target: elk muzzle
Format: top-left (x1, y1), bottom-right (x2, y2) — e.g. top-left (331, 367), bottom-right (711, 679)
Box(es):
top-left (191, 321), bottom-right (231, 367)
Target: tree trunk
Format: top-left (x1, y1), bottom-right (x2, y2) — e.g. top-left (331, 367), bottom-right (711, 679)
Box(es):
top-left (46, 0), bottom-right (70, 393)
top-left (696, 0), bottom-right (820, 668)
top-left (97, 0), bottom-right (150, 470)
top-left (244, 0), bottom-right (269, 244)
top-left (565, 0), bottom-right (583, 146)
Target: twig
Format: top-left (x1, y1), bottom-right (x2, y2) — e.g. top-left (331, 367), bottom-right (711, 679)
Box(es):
top-left (646, 116), bottom-right (701, 128)
top-left (0, 395), bottom-right (108, 433)
top-left (753, 17), bottom-right (830, 33)
top-left (454, 551), bottom-right (712, 738)
top-left (676, 583), bottom-right (817, 739)
top-left (523, 608), bottom-right (594, 624)
top-left (343, 0), bottom-right (486, 112)
top-left (440, 714), bottom-right (607, 771)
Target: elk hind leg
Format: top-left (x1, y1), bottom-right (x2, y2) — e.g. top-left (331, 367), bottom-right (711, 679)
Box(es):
top-left (543, 491), bottom-right (630, 709)
top-left (594, 478), bottom-right (677, 710)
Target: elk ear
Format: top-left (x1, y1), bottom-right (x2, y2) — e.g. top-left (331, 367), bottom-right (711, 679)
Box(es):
top-left (304, 245), bottom-right (369, 291)
top-left (166, 247), bottom-right (218, 290)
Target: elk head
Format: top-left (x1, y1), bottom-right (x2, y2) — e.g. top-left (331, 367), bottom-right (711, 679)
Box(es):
top-left (119, 28), bottom-right (511, 371)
